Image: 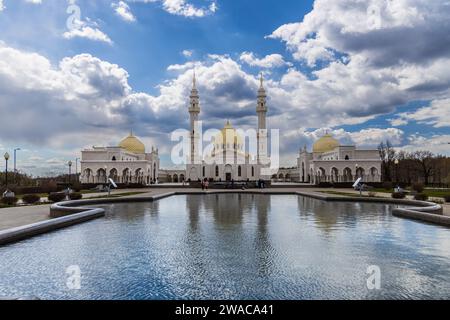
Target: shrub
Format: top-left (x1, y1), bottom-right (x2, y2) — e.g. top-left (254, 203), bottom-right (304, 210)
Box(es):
top-left (1, 196), bottom-right (19, 205)
top-left (383, 182), bottom-right (393, 191)
top-left (317, 182), bottom-right (334, 188)
top-left (412, 183), bottom-right (425, 193)
top-left (48, 192), bottom-right (66, 203)
top-left (414, 193), bottom-right (429, 201)
top-left (444, 195), bottom-right (450, 203)
top-left (69, 192), bottom-right (83, 200)
top-left (392, 192), bottom-right (406, 199)
top-left (22, 194), bottom-right (41, 204)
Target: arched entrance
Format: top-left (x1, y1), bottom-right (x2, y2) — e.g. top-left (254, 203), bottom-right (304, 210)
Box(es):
top-left (225, 165), bottom-right (232, 181)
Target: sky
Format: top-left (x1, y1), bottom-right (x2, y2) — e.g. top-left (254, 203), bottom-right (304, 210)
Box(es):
top-left (0, 0), bottom-right (449, 176)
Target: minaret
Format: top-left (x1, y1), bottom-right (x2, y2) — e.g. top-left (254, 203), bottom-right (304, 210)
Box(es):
top-left (189, 71), bottom-right (201, 164)
top-left (257, 73), bottom-right (268, 164)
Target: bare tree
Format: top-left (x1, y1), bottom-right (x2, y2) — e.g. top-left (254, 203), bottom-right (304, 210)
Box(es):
top-left (378, 140), bottom-right (396, 181)
top-left (410, 151), bottom-right (435, 185)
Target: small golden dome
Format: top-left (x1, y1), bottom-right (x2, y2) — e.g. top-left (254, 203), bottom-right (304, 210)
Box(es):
top-left (313, 134), bottom-right (340, 153)
top-left (215, 121), bottom-right (244, 146)
top-left (119, 132), bottom-right (145, 154)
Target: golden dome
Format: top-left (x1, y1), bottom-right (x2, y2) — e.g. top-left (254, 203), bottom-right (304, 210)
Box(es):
top-left (313, 134), bottom-right (340, 153)
top-left (119, 132), bottom-right (145, 154)
top-left (215, 121), bottom-right (244, 146)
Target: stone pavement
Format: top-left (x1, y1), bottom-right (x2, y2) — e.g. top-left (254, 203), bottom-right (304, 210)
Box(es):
top-left (0, 189), bottom-right (148, 231)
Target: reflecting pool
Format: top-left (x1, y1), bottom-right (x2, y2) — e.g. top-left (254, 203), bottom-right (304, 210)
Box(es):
top-left (0, 194), bottom-right (449, 300)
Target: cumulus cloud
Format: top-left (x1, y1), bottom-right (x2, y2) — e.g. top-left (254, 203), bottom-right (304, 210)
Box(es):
top-left (266, 0), bottom-right (450, 131)
top-left (240, 52), bottom-right (291, 69)
top-left (0, 0), bottom-right (4, 11)
top-left (269, 0), bottom-right (450, 68)
top-left (63, 14), bottom-right (112, 44)
top-left (112, 1), bottom-right (136, 22)
top-left (63, 25), bottom-right (113, 44)
top-left (391, 99), bottom-right (450, 128)
top-left (400, 134), bottom-right (450, 155)
top-left (132, 0), bottom-right (217, 18)
top-left (0, 44), bottom-right (130, 144)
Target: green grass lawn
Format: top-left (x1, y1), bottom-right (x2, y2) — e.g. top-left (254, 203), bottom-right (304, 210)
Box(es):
top-left (319, 190), bottom-right (378, 198)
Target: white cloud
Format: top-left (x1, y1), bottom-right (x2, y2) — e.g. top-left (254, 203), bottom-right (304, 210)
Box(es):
top-left (133, 0), bottom-right (217, 18)
top-left (0, 0), bottom-right (4, 11)
top-left (239, 52), bottom-right (290, 69)
top-left (400, 134), bottom-right (450, 155)
top-left (182, 49), bottom-right (193, 58)
top-left (265, 0), bottom-right (450, 130)
top-left (391, 99), bottom-right (450, 128)
top-left (63, 25), bottom-right (113, 44)
top-left (112, 1), bottom-right (136, 22)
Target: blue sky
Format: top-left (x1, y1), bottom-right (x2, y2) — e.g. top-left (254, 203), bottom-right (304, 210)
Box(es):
top-left (0, 0), bottom-right (449, 176)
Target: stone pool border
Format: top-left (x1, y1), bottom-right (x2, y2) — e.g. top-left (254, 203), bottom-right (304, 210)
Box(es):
top-left (0, 190), bottom-right (446, 246)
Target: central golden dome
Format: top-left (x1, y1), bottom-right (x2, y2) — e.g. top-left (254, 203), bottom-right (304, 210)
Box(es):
top-left (119, 132), bottom-right (145, 154)
top-left (215, 121), bottom-right (244, 146)
top-left (313, 134), bottom-right (340, 153)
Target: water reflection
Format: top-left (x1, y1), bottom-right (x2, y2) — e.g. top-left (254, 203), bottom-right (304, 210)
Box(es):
top-left (0, 194), bottom-right (449, 300)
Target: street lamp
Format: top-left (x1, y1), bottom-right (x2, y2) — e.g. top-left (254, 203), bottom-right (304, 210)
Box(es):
top-left (394, 159), bottom-right (399, 184)
top-left (13, 148), bottom-right (21, 185)
top-left (4, 152), bottom-right (10, 192)
top-left (68, 161), bottom-right (73, 185)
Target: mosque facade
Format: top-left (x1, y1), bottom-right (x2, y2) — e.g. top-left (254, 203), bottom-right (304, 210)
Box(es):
top-left (79, 73), bottom-right (382, 186)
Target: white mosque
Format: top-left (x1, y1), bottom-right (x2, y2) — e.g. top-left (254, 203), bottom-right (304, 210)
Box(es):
top-left (80, 73), bottom-right (382, 186)
top-left (297, 134), bottom-right (382, 184)
top-left (184, 73), bottom-right (270, 182)
top-left (80, 132), bottom-right (160, 185)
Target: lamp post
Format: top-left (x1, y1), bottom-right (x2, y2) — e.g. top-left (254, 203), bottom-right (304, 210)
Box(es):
top-left (68, 161), bottom-right (73, 186)
top-left (13, 148), bottom-right (21, 185)
top-left (4, 152), bottom-right (10, 192)
top-left (394, 159), bottom-right (399, 185)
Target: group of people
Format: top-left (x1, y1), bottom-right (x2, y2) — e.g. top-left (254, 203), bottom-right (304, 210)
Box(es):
top-left (257, 179), bottom-right (266, 189)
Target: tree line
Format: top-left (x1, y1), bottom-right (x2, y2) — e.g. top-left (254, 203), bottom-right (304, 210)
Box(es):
top-left (378, 141), bottom-right (450, 186)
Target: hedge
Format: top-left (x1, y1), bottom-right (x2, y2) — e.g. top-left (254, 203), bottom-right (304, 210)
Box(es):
top-left (22, 194), bottom-right (41, 204)
top-left (48, 192), bottom-right (67, 203)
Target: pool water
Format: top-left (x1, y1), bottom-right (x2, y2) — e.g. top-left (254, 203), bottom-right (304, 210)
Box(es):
top-left (0, 194), bottom-right (449, 300)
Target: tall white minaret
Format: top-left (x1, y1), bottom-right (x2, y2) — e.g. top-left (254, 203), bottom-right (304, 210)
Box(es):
top-left (257, 73), bottom-right (268, 163)
top-left (189, 71), bottom-right (201, 164)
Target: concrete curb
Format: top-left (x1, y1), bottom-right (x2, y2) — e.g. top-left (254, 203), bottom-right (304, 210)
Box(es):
top-left (0, 208), bottom-right (105, 246)
top-left (0, 190), bottom-right (445, 246)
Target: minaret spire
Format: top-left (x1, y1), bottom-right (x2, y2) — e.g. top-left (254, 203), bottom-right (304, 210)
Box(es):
top-left (189, 69), bottom-right (201, 165)
top-left (256, 72), bottom-right (268, 165)
top-left (193, 69), bottom-right (197, 89)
